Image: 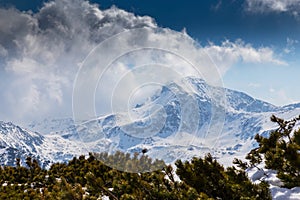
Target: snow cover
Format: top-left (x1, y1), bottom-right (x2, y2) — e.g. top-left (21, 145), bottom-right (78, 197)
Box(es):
top-left (246, 165), bottom-right (300, 200)
top-left (1, 77), bottom-right (300, 198)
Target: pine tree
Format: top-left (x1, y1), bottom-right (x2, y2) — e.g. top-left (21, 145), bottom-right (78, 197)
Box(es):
top-left (243, 115), bottom-right (300, 188)
top-left (176, 154), bottom-right (271, 199)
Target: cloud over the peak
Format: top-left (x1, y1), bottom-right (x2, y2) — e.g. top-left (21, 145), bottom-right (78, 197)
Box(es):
top-left (245, 0), bottom-right (300, 16)
top-left (0, 0), bottom-right (156, 124)
top-left (205, 39), bottom-right (287, 73)
top-left (0, 0), bottom-right (286, 125)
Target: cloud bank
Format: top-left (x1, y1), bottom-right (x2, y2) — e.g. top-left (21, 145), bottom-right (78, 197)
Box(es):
top-left (0, 0), bottom-right (286, 125)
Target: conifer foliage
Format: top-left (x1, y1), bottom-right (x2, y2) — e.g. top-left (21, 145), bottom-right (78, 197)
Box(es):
top-left (0, 151), bottom-right (271, 199)
top-left (236, 115), bottom-right (300, 188)
top-left (176, 154), bottom-right (270, 199)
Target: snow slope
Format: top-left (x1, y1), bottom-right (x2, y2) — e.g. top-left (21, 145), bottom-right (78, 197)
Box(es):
top-left (1, 76), bottom-right (300, 198)
top-left (21, 77), bottom-right (300, 166)
top-left (0, 121), bottom-right (85, 168)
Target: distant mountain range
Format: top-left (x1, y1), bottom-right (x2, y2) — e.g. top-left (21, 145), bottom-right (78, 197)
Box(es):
top-left (1, 77), bottom-right (300, 168)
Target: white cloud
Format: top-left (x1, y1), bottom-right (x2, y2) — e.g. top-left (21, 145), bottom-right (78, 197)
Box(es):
top-left (0, 0), bottom-right (286, 124)
top-left (245, 0), bottom-right (300, 15)
top-left (0, 45), bottom-right (7, 57)
top-left (211, 0), bottom-right (222, 12)
top-left (284, 37), bottom-right (298, 54)
top-left (269, 87), bottom-right (295, 105)
top-left (204, 39), bottom-right (287, 74)
top-left (248, 83), bottom-right (261, 88)
top-left (0, 0), bottom-right (156, 124)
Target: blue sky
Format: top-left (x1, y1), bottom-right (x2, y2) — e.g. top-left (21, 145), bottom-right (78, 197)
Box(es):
top-left (2, 0), bottom-right (300, 45)
top-left (0, 0), bottom-right (299, 123)
top-left (94, 0), bottom-right (300, 106)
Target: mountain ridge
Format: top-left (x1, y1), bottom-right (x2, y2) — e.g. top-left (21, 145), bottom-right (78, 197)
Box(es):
top-left (1, 77), bottom-right (300, 167)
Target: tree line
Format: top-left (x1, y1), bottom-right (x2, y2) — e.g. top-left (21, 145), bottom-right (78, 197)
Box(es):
top-left (0, 114), bottom-right (299, 199)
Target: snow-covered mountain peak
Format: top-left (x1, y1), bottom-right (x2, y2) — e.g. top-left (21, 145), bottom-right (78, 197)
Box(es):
top-left (0, 121), bottom-right (44, 146)
top-left (0, 120), bottom-right (86, 168)
top-left (2, 76), bottom-right (298, 170)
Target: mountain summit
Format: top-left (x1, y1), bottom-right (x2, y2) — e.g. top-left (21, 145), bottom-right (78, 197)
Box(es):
top-left (1, 77), bottom-right (300, 167)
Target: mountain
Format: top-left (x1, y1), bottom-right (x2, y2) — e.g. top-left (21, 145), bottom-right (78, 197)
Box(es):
top-left (27, 118), bottom-right (75, 135)
top-left (1, 77), bottom-right (300, 168)
top-left (0, 121), bottom-right (85, 168)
